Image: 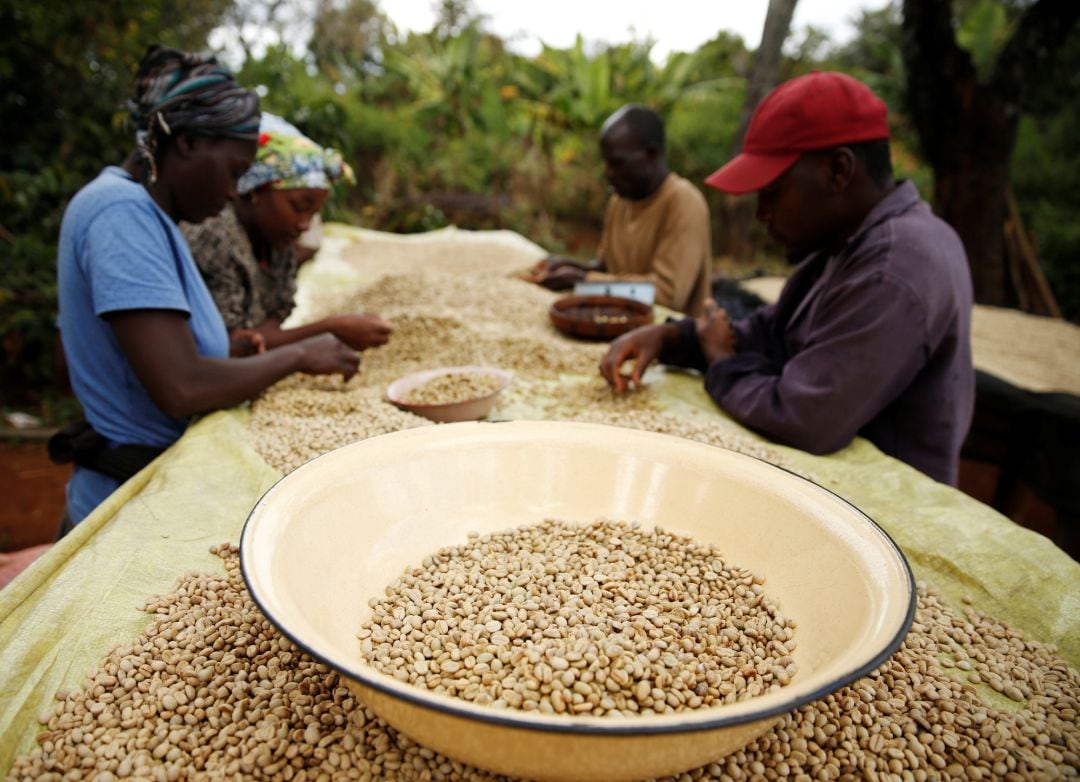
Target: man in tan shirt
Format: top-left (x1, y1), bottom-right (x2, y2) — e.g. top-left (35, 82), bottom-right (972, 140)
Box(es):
top-left (528, 105), bottom-right (712, 316)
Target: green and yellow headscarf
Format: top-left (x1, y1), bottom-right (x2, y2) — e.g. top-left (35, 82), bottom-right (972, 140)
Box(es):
top-left (237, 114), bottom-right (354, 195)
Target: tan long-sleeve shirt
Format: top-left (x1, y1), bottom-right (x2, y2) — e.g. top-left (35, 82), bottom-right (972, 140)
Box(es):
top-left (590, 173), bottom-right (711, 316)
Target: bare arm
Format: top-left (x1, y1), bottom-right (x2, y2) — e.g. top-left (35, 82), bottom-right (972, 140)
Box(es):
top-left (107, 309), bottom-right (359, 418)
top-left (250, 314), bottom-right (393, 351)
top-left (525, 256), bottom-right (604, 291)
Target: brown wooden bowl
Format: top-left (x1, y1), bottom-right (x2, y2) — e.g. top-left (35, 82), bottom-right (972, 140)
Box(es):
top-left (549, 294), bottom-right (654, 341)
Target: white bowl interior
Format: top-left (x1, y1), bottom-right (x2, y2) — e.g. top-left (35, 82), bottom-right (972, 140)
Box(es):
top-left (242, 421), bottom-right (913, 735)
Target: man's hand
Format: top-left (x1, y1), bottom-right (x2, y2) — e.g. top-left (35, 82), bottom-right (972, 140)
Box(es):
top-left (331, 314), bottom-right (393, 350)
top-left (528, 255), bottom-right (581, 275)
top-left (524, 256), bottom-right (594, 290)
top-left (294, 333), bottom-right (361, 381)
top-left (598, 323), bottom-right (679, 394)
top-left (695, 300), bottom-right (736, 365)
top-left (534, 265), bottom-right (587, 291)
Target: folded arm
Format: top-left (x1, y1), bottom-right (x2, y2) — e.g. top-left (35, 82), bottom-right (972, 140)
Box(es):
top-left (704, 276), bottom-right (928, 453)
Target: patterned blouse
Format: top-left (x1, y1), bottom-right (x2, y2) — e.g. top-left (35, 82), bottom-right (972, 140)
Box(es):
top-left (181, 204), bottom-right (297, 331)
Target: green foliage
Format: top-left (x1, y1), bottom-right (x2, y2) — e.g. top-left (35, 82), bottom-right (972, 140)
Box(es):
top-left (1013, 110), bottom-right (1080, 321)
top-left (1011, 22), bottom-right (1080, 319)
top-left (666, 90), bottom-right (745, 184)
top-left (513, 38), bottom-right (621, 133)
top-left (833, 2), bottom-right (906, 109)
top-left (1, 236), bottom-right (61, 404)
top-left (430, 135), bottom-right (515, 193)
top-left (309, 0), bottom-right (389, 83)
top-left (785, 25), bottom-right (834, 68)
top-left (382, 23), bottom-right (508, 136)
top-left (952, 3), bottom-right (1080, 319)
top-left (679, 31), bottom-right (752, 82)
top-left (1029, 202), bottom-right (1080, 322)
top-left (956, 0), bottom-right (1011, 82)
top-left (0, 0), bottom-right (233, 407)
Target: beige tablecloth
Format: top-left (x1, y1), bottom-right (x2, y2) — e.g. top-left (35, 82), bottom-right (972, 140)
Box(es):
top-left (2, 227), bottom-right (1077, 773)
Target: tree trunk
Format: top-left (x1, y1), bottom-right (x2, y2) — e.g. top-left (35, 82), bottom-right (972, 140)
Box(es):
top-left (717, 0), bottom-right (798, 263)
top-left (733, 0), bottom-right (799, 155)
top-left (901, 0), bottom-right (1015, 305)
top-left (901, 0), bottom-right (1080, 307)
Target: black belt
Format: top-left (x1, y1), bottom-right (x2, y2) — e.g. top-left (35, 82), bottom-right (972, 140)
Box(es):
top-left (48, 420), bottom-right (165, 484)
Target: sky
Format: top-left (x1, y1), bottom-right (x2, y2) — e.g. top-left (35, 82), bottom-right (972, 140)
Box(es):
top-left (380, 0), bottom-right (891, 60)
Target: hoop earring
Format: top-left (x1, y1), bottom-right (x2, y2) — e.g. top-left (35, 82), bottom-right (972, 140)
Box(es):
top-left (137, 138), bottom-right (158, 185)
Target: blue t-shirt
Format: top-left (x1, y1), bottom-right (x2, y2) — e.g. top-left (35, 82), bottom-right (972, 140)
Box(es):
top-left (57, 166), bottom-right (230, 523)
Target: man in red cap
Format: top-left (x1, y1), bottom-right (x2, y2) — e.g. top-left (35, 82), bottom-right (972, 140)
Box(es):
top-left (599, 72), bottom-right (975, 485)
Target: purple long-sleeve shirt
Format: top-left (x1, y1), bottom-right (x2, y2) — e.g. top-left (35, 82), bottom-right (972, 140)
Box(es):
top-left (660, 181), bottom-right (974, 484)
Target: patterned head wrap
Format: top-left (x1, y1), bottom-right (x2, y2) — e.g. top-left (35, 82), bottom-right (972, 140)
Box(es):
top-left (237, 113), bottom-right (355, 195)
top-left (128, 45), bottom-right (261, 184)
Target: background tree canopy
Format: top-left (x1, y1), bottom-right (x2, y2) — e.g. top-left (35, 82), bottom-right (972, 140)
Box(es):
top-left (1, 0), bottom-right (1077, 415)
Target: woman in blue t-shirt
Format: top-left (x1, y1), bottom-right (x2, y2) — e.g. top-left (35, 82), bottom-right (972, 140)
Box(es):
top-left (55, 45), bottom-right (360, 530)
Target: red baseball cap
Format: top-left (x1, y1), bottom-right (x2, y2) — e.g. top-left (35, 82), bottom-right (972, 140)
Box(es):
top-left (705, 71), bottom-right (890, 195)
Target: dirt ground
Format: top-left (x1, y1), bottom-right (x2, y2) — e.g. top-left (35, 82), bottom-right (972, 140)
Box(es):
top-left (0, 440), bottom-right (68, 552)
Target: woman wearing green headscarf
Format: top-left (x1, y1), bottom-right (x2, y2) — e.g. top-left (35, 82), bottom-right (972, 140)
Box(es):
top-left (184, 114), bottom-right (392, 354)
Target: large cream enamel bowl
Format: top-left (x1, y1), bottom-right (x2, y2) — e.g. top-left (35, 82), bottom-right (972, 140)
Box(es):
top-left (241, 421), bottom-right (914, 782)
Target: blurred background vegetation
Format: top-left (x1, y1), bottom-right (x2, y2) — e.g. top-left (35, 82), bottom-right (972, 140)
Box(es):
top-left (1, 0), bottom-right (1077, 418)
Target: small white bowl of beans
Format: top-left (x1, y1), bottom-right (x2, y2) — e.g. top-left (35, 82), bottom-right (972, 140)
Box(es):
top-left (241, 421), bottom-right (914, 782)
top-left (386, 365), bottom-right (513, 422)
